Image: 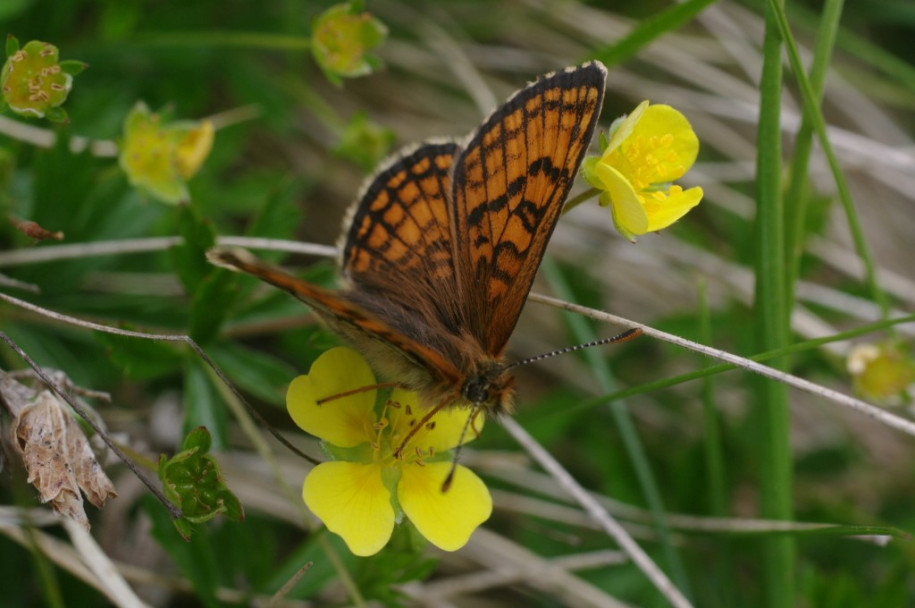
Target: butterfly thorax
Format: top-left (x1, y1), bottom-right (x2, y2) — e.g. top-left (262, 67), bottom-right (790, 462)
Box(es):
top-left (461, 358), bottom-right (515, 415)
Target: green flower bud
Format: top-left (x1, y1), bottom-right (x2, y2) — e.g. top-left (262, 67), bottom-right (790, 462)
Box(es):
top-left (1, 38), bottom-right (84, 122)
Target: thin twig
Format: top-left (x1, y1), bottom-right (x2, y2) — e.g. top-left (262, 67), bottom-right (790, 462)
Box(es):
top-left (528, 292), bottom-right (915, 437)
top-left (267, 561), bottom-right (314, 607)
top-left (502, 417), bottom-right (693, 608)
top-left (0, 105), bottom-right (261, 158)
top-left (0, 291), bottom-right (317, 465)
top-left (0, 236), bottom-right (336, 268)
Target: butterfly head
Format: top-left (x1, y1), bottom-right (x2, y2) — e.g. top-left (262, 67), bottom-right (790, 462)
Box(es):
top-left (461, 359), bottom-right (515, 415)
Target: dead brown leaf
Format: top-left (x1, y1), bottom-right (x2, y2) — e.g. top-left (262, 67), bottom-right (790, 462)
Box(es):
top-left (2, 373), bottom-right (117, 530)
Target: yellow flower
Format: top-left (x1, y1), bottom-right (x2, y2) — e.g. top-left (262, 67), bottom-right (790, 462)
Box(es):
top-left (582, 101), bottom-right (703, 241)
top-left (118, 102), bottom-right (213, 204)
top-left (847, 342), bottom-right (915, 404)
top-left (287, 347), bottom-right (492, 556)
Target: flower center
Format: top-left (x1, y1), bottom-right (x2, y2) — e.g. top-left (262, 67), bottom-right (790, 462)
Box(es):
top-left (372, 398), bottom-right (437, 468)
top-left (609, 132), bottom-right (684, 191)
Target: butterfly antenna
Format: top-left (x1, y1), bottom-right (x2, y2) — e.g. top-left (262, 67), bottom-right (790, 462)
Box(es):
top-left (504, 327), bottom-right (642, 371)
top-left (441, 403), bottom-right (483, 493)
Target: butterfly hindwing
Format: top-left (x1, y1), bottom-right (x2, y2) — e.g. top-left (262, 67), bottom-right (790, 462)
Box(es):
top-left (339, 141), bottom-right (470, 366)
top-left (207, 248), bottom-right (462, 389)
top-left (450, 62), bottom-right (607, 355)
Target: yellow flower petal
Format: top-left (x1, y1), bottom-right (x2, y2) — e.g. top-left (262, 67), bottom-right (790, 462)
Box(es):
top-left (388, 388), bottom-right (485, 454)
top-left (119, 104), bottom-right (187, 204)
top-left (175, 120), bottom-right (214, 179)
top-left (604, 100), bottom-right (649, 153)
top-left (287, 347), bottom-right (378, 447)
top-left (398, 462), bottom-right (492, 552)
top-left (303, 461), bottom-right (394, 556)
top-left (626, 104), bottom-right (699, 183)
top-left (644, 185), bottom-right (703, 232)
top-left (593, 162), bottom-right (648, 241)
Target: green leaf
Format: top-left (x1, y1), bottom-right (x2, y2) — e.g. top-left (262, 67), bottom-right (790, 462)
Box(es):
top-left (96, 332), bottom-right (184, 381)
top-left (58, 59), bottom-right (89, 76)
top-left (44, 106), bottom-right (69, 123)
top-left (245, 178), bottom-right (304, 243)
top-left (159, 426), bottom-right (244, 526)
top-left (170, 204), bottom-right (217, 294)
top-left (183, 426), bottom-right (212, 452)
top-left (145, 497), bottom-right (222, 608)
top-left (188, 268), bottom-right (237, 344)
top-left (592, 0), bottom-right (719, 67)
top-left (210, 342), bottom-right (298, 407)
top-left (5, 34), bottom-right (19, 57)
top-left (183, 356), bottom-right (227, 449)
top-left (265, 534), bottom-right (357, 599)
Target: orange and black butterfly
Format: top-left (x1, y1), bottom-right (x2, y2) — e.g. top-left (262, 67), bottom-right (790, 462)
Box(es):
top-left (210, 61), bottom-right (607, 418)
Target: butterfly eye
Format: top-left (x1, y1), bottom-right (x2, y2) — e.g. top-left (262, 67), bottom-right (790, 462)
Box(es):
top-left (462, 375), bottom-right (496, 405)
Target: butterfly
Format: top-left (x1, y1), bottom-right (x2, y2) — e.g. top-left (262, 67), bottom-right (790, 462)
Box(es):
top-left (210, 61), bottom-right (607, 420)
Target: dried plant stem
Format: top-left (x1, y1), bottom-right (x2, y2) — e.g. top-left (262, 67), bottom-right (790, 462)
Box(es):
top-left (0, 236), bottom-right (336, 267)
top-left (502, 417), bottom-right (692, 608)
top-left (62, 519), bottom-right (148, 608)
top-left (0, 105), bottom-right (259, 158)
top-left (267, 561), bottom-right (314, 607)
top-left (528, 292), bottom-right (915, 437)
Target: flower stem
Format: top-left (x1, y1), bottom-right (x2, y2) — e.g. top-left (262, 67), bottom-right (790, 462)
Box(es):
top-left (754, 0), bottom-right (794, 604)
top-left (561, 187), bottom-right (599, 216)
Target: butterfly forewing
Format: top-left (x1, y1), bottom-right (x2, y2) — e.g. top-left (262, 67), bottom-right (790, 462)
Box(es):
top-left (451, 62), bottom-right (607, 355)
top-left (208, 248), bottom-right (461, 388)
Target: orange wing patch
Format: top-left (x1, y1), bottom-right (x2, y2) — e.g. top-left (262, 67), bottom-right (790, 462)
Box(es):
top-left (343, 142), bottom-right (458, 288)
top-left (451, 62), bottom-right (607, 354)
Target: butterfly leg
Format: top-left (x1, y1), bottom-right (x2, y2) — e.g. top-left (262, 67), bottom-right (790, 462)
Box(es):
top-left (392, 395), bottom-right (456, 460)
top-left (316, 381), bottom-right (401, 405)
top-left (440, 404), bottom-right (484, 493)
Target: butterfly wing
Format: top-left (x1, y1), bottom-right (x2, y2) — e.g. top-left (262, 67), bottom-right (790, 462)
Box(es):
top-left (450, 61), bottom-right (607, 355)
top-left (339, 141), bottom-right (469, 364)
top-left (207, 248), bottom-right (463, 391)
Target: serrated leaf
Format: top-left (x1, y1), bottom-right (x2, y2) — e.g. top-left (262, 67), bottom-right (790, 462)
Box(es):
top-left (159, 426), bottom-right (242, 526)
